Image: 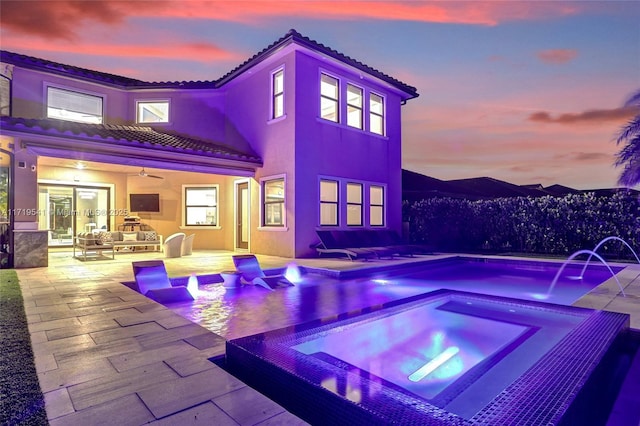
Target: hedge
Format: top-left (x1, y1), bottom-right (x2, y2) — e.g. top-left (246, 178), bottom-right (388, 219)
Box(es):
top-left (404, 192), bottom-right (640, 260)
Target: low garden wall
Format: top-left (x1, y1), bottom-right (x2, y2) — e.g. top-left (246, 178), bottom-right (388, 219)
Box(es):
top-left (404, 191), bottom-right (639, 259)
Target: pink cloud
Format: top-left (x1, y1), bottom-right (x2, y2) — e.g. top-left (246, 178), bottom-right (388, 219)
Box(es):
top-left (528, 106), bottom-right (640, 124)
top-left (1, 1), bottom-right (587, 42)
top-left (0, 0), bottom-right (127, 40)
top-left (1, 38), bottom-right (241, 63)
top-left (536, 49), bottom-right (578, 64)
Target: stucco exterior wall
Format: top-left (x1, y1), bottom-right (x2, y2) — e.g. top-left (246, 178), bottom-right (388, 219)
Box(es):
top-left (9, 67), bottom-right (129, 124)
top-left (292, 51), bottom-right (404, 257)
top-left (221, 48), bottom-right (298, 257)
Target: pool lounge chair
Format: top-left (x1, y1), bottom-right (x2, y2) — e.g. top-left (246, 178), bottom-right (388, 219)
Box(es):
top-left (332, 230), bottom-right (396, 259)
top-left (314, 230), bottom-right (378, 261)
top-left (131, 260), bottom-right (194, 303)
top-left (232, 254), bottom-right (294, 290)
top-left (380, 230), bottom-right (433, 255)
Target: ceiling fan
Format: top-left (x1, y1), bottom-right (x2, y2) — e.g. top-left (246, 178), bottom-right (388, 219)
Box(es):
top-left (132, 167), bottom-right (164, 179)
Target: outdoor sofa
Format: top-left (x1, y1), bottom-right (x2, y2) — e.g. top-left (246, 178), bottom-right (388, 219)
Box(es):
top-left (74, 230), bottom-right (163, 260)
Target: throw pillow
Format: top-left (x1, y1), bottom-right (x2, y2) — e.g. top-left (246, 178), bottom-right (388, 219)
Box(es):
top-left (144, 231), bottom-right (157, 242)
top-left (98, 231), bottom-right (113, 244)
top-left (122, 232), bottom-right (138, 242)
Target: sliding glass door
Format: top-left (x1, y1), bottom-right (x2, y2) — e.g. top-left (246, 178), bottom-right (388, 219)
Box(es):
top-left (38, 184), bottom-right (110, 246)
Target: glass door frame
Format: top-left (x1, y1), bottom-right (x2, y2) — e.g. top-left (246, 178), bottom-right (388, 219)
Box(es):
top-left (38, 183), bottom-right (112, 247)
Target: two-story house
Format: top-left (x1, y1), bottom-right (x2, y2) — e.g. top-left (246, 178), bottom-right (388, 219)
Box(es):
top-left (0, 29), bottom-right (418, 268)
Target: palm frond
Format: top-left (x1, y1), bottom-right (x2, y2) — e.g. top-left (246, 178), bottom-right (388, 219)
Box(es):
top-left (617, 160), bottom-right (640, 187)
top-left (616, 115), bottom-right (640, 144)
top-left (614, 89), bottom-right (640, 187)
top-left (623, 89), bottom-right (640, 107)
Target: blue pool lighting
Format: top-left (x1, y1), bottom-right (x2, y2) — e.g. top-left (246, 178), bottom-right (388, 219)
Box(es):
top-left (187, 274), bottom-right (200, 297)
top-left (284, 263), bottom-right (302, 283)
top-left (408, 346), bottom-right (460, 382)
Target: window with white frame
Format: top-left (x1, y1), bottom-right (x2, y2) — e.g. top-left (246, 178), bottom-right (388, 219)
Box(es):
top-left (272, 69), bottom-right (284, 119)
top-left (319, 179), bottom-right (339, 226)
top-left (346, 84), bottom-right (363, 129)
top-left (369, 92), bottom-right (385, 135)
top-left (184, 186), bottom-right (218, 226)
top-left (263, 178), bottom-right (285, 226)
top-left (47, 86), bottom-right (103, 124)
top-left (346, 183), bottom-right (363, 226)
top-left (369, 185), bottom-right (385, 226)
top-left (320, 73), bottom-right (339, 122)
top-left (137, 101), bottom-right (169, 123)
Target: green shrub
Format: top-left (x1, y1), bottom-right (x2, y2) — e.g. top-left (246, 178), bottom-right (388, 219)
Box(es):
top-left (406, 192), bottom-right (640, 260)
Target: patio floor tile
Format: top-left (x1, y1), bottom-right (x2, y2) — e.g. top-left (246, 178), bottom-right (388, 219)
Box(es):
top-left (136, 367), bottom-right (245, 418)
top-left (147, 401), bottom-right (238, 425)
top-left (68, 361), bottom-right (179, 411)
top-left (213, 385), bottom-right (287, 426)
top-left (49, 394), bottom-right (155, 426)
top-left (43, 387), bottom-right (74, 420)
top-left (38, 357), bottom-right (117, 393)
top-left (107, 340), bottom-right (201, 372)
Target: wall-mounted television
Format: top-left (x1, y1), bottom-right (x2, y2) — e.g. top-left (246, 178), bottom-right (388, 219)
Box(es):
top-left (129, 193), bottom-right (160, 212)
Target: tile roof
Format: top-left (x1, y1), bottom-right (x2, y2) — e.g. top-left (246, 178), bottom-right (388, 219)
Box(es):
top-left (0, 116), bottom-right (262, 163)
top-left (0, 51), bottom-right (151, 88)
top-left (0, 29), bottom-right (418, 97)
top-left (218, 29), bottom-right (419, 98)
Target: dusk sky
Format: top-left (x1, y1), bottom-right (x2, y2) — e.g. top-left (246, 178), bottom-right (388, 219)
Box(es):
top-left (1, 1), bottom-right (639, 189)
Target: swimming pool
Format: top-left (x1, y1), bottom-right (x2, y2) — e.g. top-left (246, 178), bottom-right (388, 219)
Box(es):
top-left (359, 257), bottom-right (622, 305)
top-left (171, 256), bottom-right (623, 339)
top-left (226, 290), bottom-right (630, 425)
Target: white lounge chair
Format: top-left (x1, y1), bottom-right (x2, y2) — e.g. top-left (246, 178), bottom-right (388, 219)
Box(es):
top-left (232, 254), bottom-right (293, 290)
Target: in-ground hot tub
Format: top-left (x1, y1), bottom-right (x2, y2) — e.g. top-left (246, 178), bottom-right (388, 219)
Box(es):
top-left (225, 290), bottom-right (630, 425)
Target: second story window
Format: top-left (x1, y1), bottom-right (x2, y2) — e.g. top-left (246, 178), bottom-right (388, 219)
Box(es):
top-left (47, 87), bottom-right (103, 124)
top-left (137, 101), bottom-right (169, 123)
top-left (347, 84), bottom-right (363, 129)
top-left (272, 69), bottom-right (284, 119)
top-left (320, 73), bottom-right (339, 122)
top-left (369, 93), bottom-right (385, 135)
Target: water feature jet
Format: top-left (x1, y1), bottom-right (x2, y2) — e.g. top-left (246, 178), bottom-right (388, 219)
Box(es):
top-left (546, 250), bottom-right (625, 299)
top-left (579, 236), bottom-right (640, 279)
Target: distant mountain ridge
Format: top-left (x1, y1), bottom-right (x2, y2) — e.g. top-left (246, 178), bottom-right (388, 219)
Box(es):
top-left (402, 169), bottom-right (638, 202)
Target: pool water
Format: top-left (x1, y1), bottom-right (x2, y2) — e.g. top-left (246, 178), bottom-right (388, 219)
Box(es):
top-left (290, 294), bottom-right (585, 417)
top-left (171, 257), bottom-right (622, 340)
top-left (362, 257), bottom-right (621, 305)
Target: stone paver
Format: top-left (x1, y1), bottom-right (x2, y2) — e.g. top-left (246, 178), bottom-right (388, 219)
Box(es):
top-left (18, 250), bottom-right (311, 425)
top-left (15, 249), bottom-right (640, 425)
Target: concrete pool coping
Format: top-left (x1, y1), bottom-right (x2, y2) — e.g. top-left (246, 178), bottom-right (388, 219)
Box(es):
top-left (17, 249), bottom-right (640, 425)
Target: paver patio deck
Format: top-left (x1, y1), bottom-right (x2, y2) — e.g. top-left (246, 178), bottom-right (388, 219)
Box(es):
top-left (15, 249), bottom-right (640, 425)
